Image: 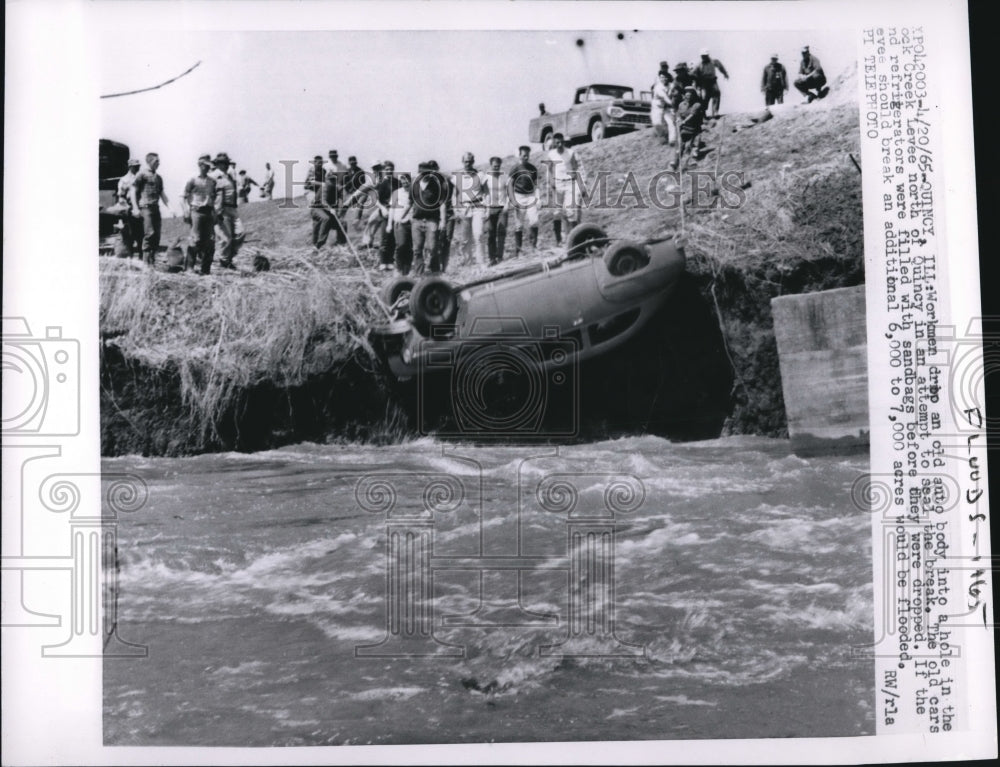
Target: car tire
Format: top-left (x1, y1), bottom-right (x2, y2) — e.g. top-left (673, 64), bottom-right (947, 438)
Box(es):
top-left (541, 129), bottom-right (554, 151)
top-left (603, 240), bottom-right (650, 276)
top-left (409, 276), bottom-right (458, 331)
top-left (380, 276), bottom-right (416, 315)
top-left (589, 119), bottom-right (606, 142)
top-left (566, 223), bottom-right (610, 259)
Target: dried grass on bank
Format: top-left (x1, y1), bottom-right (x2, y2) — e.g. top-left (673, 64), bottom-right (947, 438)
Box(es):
top-left (100, 248), bottom-right (384, 440)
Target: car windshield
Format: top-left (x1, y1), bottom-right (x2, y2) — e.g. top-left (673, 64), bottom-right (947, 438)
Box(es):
top-left (587, 85), bottom-right (634, 101)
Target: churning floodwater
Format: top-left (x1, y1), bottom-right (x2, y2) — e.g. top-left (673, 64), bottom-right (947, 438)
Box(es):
top-left (104, 436), bottom-right (875, 745)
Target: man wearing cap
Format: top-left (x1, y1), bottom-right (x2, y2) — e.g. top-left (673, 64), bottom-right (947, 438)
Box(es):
top-left (450, 152), bottom-right (488, 267)
top-left (692, 49), bottom-right (729, 118)
top-left (669, 62), bottom-right (696, 110)
top-left (508, 146), bottom-right (540, 257)
top-left (182, 155), bottom-right (218, 274)
top-left (131, 152), bottom-right (170, 266)
top-left (761, 54), bottom-right (789, 106)
top-left (211, 152), bottom-right (240, 269)
top-left (324, 150), bottom-right (348, 187)
top-left (116, 158), bottom-right (143, 257)
top-left (794, 46), bottom-right (828, 103)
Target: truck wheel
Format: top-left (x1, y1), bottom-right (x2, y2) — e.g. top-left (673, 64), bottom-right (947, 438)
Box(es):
top-left (410, 277), bottom-right (458, 332)
top-left (603, 240), bottom-right (650, 276)
top-left (566, 223), bottom-right (609, 259)
top-left (541, 129), bottom-right (554, 151)
top-left (589, 119), bottom-right (606, 142)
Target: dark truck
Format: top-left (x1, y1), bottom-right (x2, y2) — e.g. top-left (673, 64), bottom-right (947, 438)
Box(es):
top-left (99, 138), bottom-right (130, 236)
top-left (529, 84), bottom-right (651, 147)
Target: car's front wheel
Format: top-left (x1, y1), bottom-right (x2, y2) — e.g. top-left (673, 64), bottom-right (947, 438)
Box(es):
top-left (589, 119), bottom-right (606, 142)
top-left (566, 223), bottom-right (609, 259)
top-left (380, 276), bottom-right (416, 316)
top-left (409, 277), bottom-right (458, 332)
top-left (603, 240), bottom-right (650, 276)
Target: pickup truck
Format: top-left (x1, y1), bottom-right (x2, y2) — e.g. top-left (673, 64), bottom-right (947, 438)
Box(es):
top-left (529, 84), bottom-right (651, 147)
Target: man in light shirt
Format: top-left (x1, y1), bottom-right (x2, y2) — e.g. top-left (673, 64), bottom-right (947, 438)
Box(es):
top-left (182, 154), bottom-right (218, 274)
top-left (452, 151), bottom-right (488, 267)
top-left (544, 133), bottom-right (586, 247)
top-left (116, 157), bottom-right (142, 257)
top-left (211, 152), bottom-right (240, 269)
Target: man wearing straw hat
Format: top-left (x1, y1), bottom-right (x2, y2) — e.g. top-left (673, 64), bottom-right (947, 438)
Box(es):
top-left (182, 154), bottom-right (218, 274)
top-left (692, 48), bottom-right (729, 118)
top-left (211, 152), bottom-right (240, 269)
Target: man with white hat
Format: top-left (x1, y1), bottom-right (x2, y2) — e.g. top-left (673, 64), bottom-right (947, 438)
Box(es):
top-left (692, 48), bottom-right (729, 118)
top-left (116, 157), bottom-right (142, 257)
top-left (794, 45), bottom-right (828, 103)
top-left (761, 53), bottom-right (789, 106)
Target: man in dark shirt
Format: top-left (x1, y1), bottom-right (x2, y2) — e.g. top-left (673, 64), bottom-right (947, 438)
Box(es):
top-left (131, 152), bottom-right (170, 266)
top-left (374, 160), bottom-right (401, 270)
top-left (761, 54), bottom-right (788, 106)
top-left (311, 167), bottom-right (347, 250)
top-left (340, 155), bottom-right (367, 226)
top-left (182, 154), bottom-right (217, 274)
top-left (671, 88), bottom-right (706, 170)
top-left (692, 49), bottom-right (729, 118)
top-left (411, 162), bottom-right (448, 274)
top-left (424, 160), bottom-right (454, 273)
top-left (794, 46), bottom-right (828, 103)
top-left (508, 145), bottom-right (539, 256)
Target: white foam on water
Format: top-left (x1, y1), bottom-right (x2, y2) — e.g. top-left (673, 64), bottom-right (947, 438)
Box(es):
top-left (348, 686), bottom-right (427, 701)
top-left (653, 694), bottom-right (719, 707)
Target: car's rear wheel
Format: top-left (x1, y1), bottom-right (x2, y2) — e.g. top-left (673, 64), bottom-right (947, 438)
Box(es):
top-left (541, 129), bottom-right (554, 151)
top-left (380, 276), bottom-right (416, 316)
top-left (409, 277), bottom-right (458, 332)
top-left (603, 240), bottom-right (650, 276)
top-left (566, 223), bottom-right (610, 259)
top-left (589, 119), bottom-right (606, 142)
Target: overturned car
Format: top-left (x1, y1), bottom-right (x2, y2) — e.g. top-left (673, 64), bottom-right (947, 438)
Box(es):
top-left (371, 225), bottom-right (686, 382)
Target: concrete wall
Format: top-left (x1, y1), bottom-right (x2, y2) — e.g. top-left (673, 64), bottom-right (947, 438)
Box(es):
top-left (770, 285), bottom-right (868, 455)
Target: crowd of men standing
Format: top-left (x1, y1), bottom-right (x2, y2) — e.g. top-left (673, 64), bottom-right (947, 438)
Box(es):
top-left (304, 138), bottom-right (584, 277)
top-left (115, 151), bottom-right (272, 274)
top-left (113, 45), bottom-right (831, 277)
